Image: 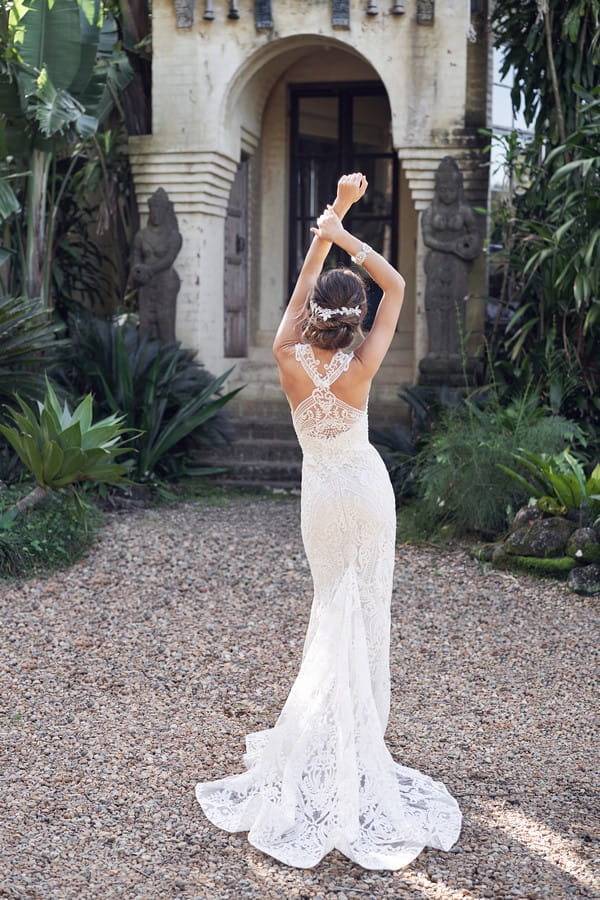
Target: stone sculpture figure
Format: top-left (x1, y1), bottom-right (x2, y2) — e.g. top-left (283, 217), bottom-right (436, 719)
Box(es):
top-left (421, 156), bottom-right (481, 360)
top-left (130, 187), bottom-right (182, 342)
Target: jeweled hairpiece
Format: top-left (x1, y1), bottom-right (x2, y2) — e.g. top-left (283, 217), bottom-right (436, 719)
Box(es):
top-left (309, 300), bottom-right (361, 321)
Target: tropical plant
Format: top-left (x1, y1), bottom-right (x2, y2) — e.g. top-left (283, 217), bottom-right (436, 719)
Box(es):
top-left (69, 125), bottom-right (139, 305)
top-left (499, 449), bottom-right (600, 527)
top-left (492, 0), bottom-right (600, 144)
top-left (0, 292), bottom-right (63, 407)
top-left (107, 0), bottom-right (152, 135)
top-left (411, 391), bottom-right (586, 538)
top-left (0, 291), bottom-right (64, 484)
top-left (487, 89), bottom-right (600, 435)
top-left (0, 0), bottom-right (133, 306)
top-left (0, 379), bottom-right (133, 513)
top-left (51, 314), bottom-right (242, 481)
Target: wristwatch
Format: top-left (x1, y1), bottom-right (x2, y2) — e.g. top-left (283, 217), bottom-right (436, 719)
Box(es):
top-left (351, 242), bottom-right (373, 266)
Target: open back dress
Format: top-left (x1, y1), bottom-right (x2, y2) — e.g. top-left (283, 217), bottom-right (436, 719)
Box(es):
top-left (195, 342), bottom-right (462, 869)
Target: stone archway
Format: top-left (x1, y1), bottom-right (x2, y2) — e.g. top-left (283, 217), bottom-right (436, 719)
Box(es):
top-left (217, 39), bottom-right (418, 419)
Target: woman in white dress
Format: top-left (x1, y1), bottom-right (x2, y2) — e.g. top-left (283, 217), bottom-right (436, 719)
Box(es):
top-left (195, 173), bottom-right (462, 869)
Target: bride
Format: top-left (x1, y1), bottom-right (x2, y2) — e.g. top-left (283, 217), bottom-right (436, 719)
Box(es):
top-left (195, 173), bottom-right (462, 869)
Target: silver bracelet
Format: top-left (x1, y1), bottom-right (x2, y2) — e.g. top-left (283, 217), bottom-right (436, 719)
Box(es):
top-left (351, 242), bottom-right (373, 266)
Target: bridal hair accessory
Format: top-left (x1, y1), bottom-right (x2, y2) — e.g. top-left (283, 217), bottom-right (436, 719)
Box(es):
top-left (310, 300), bottom-right (361, 321)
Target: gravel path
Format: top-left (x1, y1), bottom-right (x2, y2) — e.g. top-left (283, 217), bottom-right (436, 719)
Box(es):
top-left (1, 495), bottom-right (598, 899)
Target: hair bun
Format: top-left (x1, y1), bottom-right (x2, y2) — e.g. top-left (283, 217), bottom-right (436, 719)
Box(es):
top-left (300, 268), bottom-right (367, 351)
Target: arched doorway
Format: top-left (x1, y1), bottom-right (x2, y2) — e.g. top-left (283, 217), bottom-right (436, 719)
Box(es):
top-left (224, 40), bottom-right (417, 415)
top-left (289, 83), bottom-right (397, 326)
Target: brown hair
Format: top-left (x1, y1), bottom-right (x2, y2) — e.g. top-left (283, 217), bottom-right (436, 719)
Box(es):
top-left (300, 268), bottom-right (367, 350)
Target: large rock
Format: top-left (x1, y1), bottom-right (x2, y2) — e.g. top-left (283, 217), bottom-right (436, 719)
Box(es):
top-left (568, 563), bottom-right (600, 595)
top-left (510, 503), bottom-right (544, 533)
top-left (566, 527), bottom-right (600, 564)
top-left (503, 517), bottom-right (576, 558)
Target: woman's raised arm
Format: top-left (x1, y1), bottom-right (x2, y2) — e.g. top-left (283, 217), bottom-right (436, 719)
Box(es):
top-left (272, 173), bottom-right (368, 357)
top-left (309, 206), bottom-right (405, 377)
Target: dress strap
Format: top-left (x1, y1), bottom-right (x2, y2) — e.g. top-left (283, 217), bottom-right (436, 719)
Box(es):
top-left (295, 343), bottom-right (353, 388)
top-left (326, 350), bottom-right (353, 386)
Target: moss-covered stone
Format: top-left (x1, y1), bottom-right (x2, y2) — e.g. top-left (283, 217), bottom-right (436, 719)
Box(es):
top-left (566, 527), bottom-right (600, 564)
top-left (492, 550), bottom-right (576, 575)
top-left (568, 563), bottom-right (600, 595)
top-left (471, 543), bottom-right (497, 563)
top-left (503, 516), bottom-right (576, 558)
top-left (510, 503), bottom-right (544, 532)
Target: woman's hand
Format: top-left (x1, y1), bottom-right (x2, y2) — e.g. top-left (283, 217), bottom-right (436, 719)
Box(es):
top-left (310, 205), bottom-right (346, 243)
top-left (336, 172), bottom-right (368, 207)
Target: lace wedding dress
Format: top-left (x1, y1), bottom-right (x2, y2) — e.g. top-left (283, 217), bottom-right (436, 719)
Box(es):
top-left (195, 343), bottom-right (462, 869)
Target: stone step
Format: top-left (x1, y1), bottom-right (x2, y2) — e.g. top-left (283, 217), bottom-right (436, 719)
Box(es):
top-left (208, 477), bottom-right (301, 494)
top-left (230, 417), bottom-right (297, 441)
top-left (202, 457), bottom-right (302, 486)
top-left (195, 414), bottom-right (405, 490)
top-left (202, 437), bottom-right (302, 463)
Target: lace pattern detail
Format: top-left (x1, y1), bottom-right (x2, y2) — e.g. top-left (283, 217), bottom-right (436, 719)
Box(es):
top-left (294, 341), bottom-right (353, 387)
top-left (195, 340), bottom-right (462, 869)
top-left (292, 343), bottom-right (365, 443)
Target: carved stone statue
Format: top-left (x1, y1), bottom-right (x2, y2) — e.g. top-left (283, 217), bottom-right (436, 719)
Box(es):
top-left (130, 187), bottom-right (182, 342)
top-left (421, 157), bottom-right (482, 362)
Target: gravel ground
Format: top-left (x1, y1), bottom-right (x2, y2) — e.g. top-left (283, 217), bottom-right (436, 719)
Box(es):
top-left (0, 494), bottom-right (598, 900)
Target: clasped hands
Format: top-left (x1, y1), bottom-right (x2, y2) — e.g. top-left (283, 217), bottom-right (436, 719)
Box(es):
top-left (310, 172), bottom-right (368, 243)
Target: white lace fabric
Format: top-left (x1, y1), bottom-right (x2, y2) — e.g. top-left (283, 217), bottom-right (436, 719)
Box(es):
top-left (195, 342), bottom-right (462, 869)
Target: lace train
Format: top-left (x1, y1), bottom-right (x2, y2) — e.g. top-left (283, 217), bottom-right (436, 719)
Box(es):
top-left (195, 567), bottom-right (461, 869)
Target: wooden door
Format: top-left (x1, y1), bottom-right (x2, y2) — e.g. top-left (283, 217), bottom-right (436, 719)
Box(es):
top-left (224, 158), bottom-right (249, 357)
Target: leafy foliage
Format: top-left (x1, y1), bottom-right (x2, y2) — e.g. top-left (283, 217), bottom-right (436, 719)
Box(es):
top-left (0, 0), bottom-right (133, 307)
top-left (487, 89), bottom-right (600, 436)
top-left (492, 0), bottom-right (600, 143)
top-left (499, 450), bottom-right (600, 527)
top-left (0, 293), bottom-right (63, 407)
top-left (0, 379), bottom-right (133, 491)
top-left (52, 314), bottom-right (241, 481)
top-left (411, 392), bottom-right (586, 539)
top-left (0, 485), bottom-right (99, 577)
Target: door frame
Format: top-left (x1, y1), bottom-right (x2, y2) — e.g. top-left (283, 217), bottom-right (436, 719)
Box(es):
top-left (288, 81), bottom-right (399, 297)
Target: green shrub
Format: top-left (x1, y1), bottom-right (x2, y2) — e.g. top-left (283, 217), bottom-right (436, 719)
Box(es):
top-left (412, 392), bottom-right (586, 539)
top-left (500, 449), bottom-right (600, 527)
top-left (0, 295), bottom-right (63, 407)
top-left (51, 314), bottom-right (241, 481)
top-left (486, 89), bottom-right (600, 435)
top-left (0, 487), bottom-right (99, 578)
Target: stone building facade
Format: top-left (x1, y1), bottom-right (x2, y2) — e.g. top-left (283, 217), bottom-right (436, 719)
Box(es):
top-left (129, 0), bottom-right (490, 419)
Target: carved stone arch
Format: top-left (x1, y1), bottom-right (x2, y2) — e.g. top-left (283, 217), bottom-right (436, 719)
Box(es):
top-left (219, 33), bottom-right (392, 160)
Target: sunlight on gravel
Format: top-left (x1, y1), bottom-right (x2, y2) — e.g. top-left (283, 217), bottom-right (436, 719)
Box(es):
top-left (0, 496), bottom-right (598, 899)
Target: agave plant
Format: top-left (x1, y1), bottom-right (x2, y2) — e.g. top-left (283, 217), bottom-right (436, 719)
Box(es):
top-left (0, 379), bottom-right (133, 512)
top-left (499, 449), bottom-right (600, 526)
